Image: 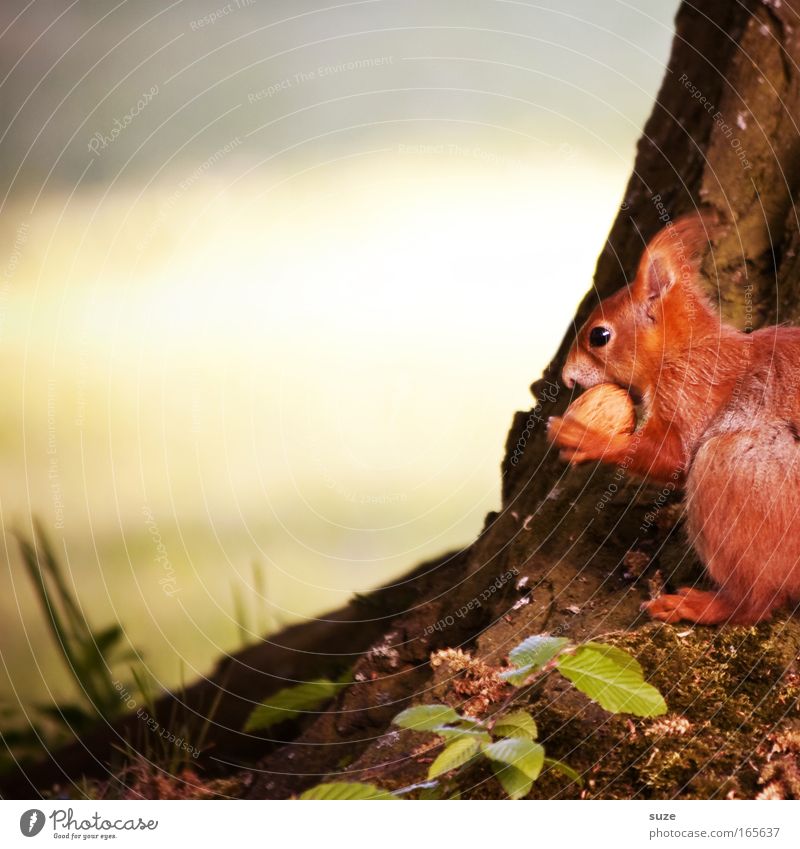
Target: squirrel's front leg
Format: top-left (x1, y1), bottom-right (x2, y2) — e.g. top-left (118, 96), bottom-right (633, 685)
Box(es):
top-left (548, 416), bottom-right (686, 485)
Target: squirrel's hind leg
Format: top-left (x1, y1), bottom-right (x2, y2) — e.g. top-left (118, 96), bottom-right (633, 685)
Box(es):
top-left (679, 427), bottom-right (800, 625)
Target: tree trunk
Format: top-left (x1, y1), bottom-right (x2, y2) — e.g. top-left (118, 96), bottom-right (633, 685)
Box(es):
top-left (6, 0), bottom-right (800, 800)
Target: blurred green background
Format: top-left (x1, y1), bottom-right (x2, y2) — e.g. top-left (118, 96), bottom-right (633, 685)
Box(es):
top-left (0, 0), bottom-right (679, 710)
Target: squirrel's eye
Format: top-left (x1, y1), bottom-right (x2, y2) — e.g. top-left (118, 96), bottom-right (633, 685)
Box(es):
top-left (589, 326), bottom-right (612, 348)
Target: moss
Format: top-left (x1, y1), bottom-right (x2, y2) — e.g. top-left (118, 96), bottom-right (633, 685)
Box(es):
top-left (520, 622), bottom-right (800, 799)
top-left (340, 620), bottom-right (799, 800)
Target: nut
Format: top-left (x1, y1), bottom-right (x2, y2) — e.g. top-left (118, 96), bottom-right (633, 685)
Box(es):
top-left (563, 383), bottom-right (635, 435)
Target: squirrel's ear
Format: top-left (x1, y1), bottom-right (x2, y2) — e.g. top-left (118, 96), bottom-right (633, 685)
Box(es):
top-left (642, 253), bottom-right (676, 300)
top-left (635, 210), bottom-right (719, 301)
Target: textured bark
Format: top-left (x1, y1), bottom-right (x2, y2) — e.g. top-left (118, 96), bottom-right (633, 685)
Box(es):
top-left (6, 0), bottom-right (800, 800)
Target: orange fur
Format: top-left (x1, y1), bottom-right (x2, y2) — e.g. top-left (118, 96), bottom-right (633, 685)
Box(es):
top-left (548, 211), bottom-right (800, 625)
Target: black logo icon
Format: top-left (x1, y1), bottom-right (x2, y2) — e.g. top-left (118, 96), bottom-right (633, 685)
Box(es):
top-left (19, 809), bottom-right (45, 837)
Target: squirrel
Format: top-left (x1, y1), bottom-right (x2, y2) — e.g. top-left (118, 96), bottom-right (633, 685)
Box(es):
top-left (547, 211), bottom-right (800, 625)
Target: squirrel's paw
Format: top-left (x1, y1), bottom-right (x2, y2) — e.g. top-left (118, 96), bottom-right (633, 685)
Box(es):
top-left (547, 415), bottom-right (583, 447)
top-left (547, 416), bottom-right (613, 464)
top-left (643, 588), bottom-right (734, 625)
top-left (556, 446), bottom-right (593, 464)
top-left (642, 593), bottom-right (690, 624)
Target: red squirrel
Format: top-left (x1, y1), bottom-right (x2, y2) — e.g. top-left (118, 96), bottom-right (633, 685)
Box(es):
top-left (547, 211), bottom-right (800, 625)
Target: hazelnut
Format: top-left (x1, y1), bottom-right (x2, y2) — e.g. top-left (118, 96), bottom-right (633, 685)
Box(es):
top-left (563, 383), bottom-right (635, 435)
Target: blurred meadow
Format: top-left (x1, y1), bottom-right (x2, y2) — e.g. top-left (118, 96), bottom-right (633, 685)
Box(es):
top-left (0, 0), bottom-right (678, 711)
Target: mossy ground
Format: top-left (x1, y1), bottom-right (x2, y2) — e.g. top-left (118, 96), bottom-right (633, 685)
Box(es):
top-left (351, 620), bottom-right (800, 800)
top-left (502, 621), bottom-right (800, 799)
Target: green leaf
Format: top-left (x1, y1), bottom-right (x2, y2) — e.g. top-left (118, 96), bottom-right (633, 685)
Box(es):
top-left (509, 635), bottom-right (569, 670)
top-left (300, 782), bottom-right (396, 800)
top-left (437, 727), bottom-right (492, 744)
top-left (491, 762), bottom-right (533, 800)
top-left (89, 624), bottom-right (125, 661)
top-left (393, 704), bottom-right (461, 732)
top-left (543, 756), bottom-right (584, 786)
top-left (245, 679), bottom-right (340, 731)
top-left (582, 642), bottom-right (643, 675)
top-left (556, 645), bottom-right (667, 717)
top-left (427, 737), bottom-right (481, 779)
top-left (482, 737), bottom-right (544, 781)
top-left (500, 664), bottom-right (537, 687)
top-left (493, 710), bottom-right (538, 740)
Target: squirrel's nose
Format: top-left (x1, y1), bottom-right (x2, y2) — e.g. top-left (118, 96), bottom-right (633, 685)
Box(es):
top-left (562, 358), bottom-right (603, 390)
